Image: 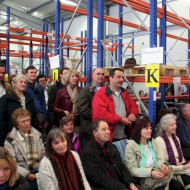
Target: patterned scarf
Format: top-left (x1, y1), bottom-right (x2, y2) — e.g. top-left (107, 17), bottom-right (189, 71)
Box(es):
top-left (0, 181), bottom-right (11, 190)
top-left (50, 151), bottom-right (85, 190)
top-left (162, 132), bottom-right (183, 165)
top-left (67, 85), bottom-right (78, 114)
top-left (18, 130), bottom-right (40, 173)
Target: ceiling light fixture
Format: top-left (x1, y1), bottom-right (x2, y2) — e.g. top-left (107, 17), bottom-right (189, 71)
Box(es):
top-left (59, 0), bottom-right (77, 6)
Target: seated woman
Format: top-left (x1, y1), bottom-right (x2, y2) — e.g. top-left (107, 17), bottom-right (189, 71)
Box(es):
top-left (59, 116), bottom-right (81, 153)
top-left (125, 118), bottom-right (174, 190)
top-left (155, 113), bottom-right (190, 189)
top-left (39, 128), bottom-right (91, 190)
top-left (0, 147), bottom-right (30, 190)
top-left (4, 108), bottom-right (45, 190)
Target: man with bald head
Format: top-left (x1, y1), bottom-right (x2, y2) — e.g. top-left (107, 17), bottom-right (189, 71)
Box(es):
top-left (176, 103), bottom-right (190, 160)
top-left (77, 68), bottom-right (104, 147)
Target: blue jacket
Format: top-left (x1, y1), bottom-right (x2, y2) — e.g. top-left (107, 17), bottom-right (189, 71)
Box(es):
top-left (176, 115), bottom-right (190, 148)
top-left (26, 82), bottom-right (47, 118)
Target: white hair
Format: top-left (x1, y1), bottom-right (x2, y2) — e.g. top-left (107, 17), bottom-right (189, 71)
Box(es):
top-left (157, 113), bottom-right (177, 136)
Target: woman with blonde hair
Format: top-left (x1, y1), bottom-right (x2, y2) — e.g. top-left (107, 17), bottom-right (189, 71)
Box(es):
top-left (0, 147), bottom-right (29, 189)
top-left (53, 70), bottom-right (81, 126)
top-left (0, 74), bottom-right (37, 146)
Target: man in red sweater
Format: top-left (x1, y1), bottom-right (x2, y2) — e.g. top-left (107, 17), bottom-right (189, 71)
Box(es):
top-left (92, 68), bottom-right (138, 141)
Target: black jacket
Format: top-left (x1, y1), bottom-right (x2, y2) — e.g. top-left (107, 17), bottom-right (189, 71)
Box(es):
top-left (12, 175), bottom-right (30, 190)
top-left (48, 80), bottom-right (63, 127)
top-left (0, 90), bottom-right (37, 146)
top-left (81, 140), bottom-right (135, 190)
top-left (77, 83), bottom-right (95, 135)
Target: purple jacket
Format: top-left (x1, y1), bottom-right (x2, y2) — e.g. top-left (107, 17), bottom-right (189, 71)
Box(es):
top-left (69, 133), bottom-right (81, 154)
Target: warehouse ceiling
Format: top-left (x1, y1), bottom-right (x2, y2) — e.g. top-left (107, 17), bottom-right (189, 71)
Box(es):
top-left (0, 0), bottom-right (112, 31)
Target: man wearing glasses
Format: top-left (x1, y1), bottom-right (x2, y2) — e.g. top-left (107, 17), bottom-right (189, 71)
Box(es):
top-left (92, 68), bottom-right (138, 141)
top-left (176, 103), bottom-right (190, 160)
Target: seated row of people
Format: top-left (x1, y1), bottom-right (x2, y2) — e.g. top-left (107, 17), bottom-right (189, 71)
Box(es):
top-left (2, 106), bottom-right (190, 190)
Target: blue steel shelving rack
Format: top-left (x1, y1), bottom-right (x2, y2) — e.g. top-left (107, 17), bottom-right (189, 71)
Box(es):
top-left (54, 0), bottom-right (190, 123)
top-left (118, 5), bottom-right (123, 67)
top-left (86, 0), bottom-right (93, 84)
top-left (5, 6), bottom-right (10, 74)
top-left (97, 0), bottom-right (104, 68)
top-left (149, 0), bottom-right (157, 128)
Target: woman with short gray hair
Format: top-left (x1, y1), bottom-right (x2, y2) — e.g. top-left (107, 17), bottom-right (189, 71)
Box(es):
top-left (155, 113), bottom-right (190, 189)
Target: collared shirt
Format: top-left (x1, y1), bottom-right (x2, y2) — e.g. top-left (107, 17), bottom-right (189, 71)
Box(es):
top-left (93, 85), bottom-right (103, 92)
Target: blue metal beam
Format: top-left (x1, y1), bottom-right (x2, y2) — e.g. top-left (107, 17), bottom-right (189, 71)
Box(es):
top-left (117, 5), bottom-right (123, 66)
top-left (60, 17), bottom-right (64, 69)
top-left (29, 33), bottom-right (33, 66)
top-left (87, 0), bottom-right (93, 84)
top-left (55, 0), bottom-right (60, 57)
top-left (97, 0), bottom-right (104, 68)
top-left (159, 0), bottom-right (167, 108)
top-left (6, 6), bottom-right (10, 74)
top-left (149, 0), bottom-right (157, 131)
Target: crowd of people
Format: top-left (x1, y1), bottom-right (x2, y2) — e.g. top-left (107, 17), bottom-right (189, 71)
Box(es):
top-left (0, 61), bottom-right (190, 190)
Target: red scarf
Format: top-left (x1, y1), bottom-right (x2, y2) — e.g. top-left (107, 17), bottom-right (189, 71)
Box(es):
top-left (50, 151), bottom-right (85, 190)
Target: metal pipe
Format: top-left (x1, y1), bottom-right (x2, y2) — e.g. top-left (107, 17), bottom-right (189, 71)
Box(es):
top-left (104, 31), bottom-right (150, 42)
top-left (122, 0), bottom-right (150, 32)
top-left (75, 46), bottom-right (87, 70)
top-left (122, 15), bottom-right (149, 56)
top-left (169, 28), bottom-right (186, 52)
top-left (58, 0), bottom-right (82, 49)
top-left (62, 42), bottom-right (87, 49)
top-left (166, 2), bottom-right (190, 30)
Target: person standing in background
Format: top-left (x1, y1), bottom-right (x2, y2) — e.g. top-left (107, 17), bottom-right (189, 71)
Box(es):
top-left (77, 68), bottom-right (104, 147)
top-left (0, 62), bottom-right (11, 98)
top-left (48, 68), bottom-right (69, 128)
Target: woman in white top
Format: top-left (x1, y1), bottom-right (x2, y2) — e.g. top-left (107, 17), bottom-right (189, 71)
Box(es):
top-left (125, 118), bottom-right (175, 190)
top-left (39, 128), bottom-right (91, 190)
top-left (155, 113), bottom-right (190, 189)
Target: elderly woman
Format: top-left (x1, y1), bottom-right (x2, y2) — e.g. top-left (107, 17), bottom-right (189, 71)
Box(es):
top-left (4, 108), bottom-right (45, 190)
top-left (125, 118), bottom-right (174, 190)
top-left (53, 69), bottom-right (81, 126)
top-left (0, 74), bottom-right (37, 146)
top-left (59, 116), bottom-right (81, 153)
top-left (39, 128), bottom-right (91, 190)
top-left (155, 113), bottom-right (190, 189)
top-left (0, 147), bottom-right (30, 190)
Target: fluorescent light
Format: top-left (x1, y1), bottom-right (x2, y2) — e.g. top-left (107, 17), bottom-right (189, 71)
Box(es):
top-left (59, 0), bottom-right (77, 6)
